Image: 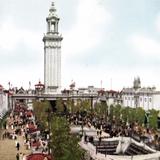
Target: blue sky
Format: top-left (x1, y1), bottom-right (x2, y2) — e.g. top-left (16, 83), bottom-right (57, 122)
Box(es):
top-left (0, 0), bottom-right (160, 90)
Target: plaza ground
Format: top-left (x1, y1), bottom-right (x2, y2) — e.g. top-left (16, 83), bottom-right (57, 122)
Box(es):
top-left (0, 129), bottom-right (31, 160)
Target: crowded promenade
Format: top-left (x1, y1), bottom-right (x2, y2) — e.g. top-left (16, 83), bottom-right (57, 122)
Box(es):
top-left (0, 102), bottom-right (51, 160)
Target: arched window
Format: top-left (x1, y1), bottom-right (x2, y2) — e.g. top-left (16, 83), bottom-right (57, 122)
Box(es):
top-left (51, 21), bottom-right (55, 32)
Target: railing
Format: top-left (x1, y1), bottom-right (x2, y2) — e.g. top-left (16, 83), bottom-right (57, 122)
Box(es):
top-left (12, 93), bottom-right (98, 99)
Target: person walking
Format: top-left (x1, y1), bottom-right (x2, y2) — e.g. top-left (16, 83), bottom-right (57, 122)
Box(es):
top-left (16, 153), bottom-right (19, 160)
top-left (16, 142), bottom-right (20, 151)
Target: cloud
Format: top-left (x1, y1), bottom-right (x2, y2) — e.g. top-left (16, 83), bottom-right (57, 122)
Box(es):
top-left (129, 34), bottom-right (160, 56)
top-left (0, 64), bottom-right (43, 89)
top-left (0, 19), bottom-right (42, 53)
top-left (155, 13), bottom-right (160, 33)
top-left (62, 0), bottom-right (112, 57)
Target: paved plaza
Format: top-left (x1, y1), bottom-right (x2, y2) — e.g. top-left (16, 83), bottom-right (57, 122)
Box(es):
top-left (0, 129), bottom-right (31, 160)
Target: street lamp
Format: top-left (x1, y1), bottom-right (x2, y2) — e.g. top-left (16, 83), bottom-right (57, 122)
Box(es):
top-left (46, 107), bottom-right (52, 155)
top-left (157, 111), bottom-right (160, 131)
top-left (144, 111), bottom-right (150, 128)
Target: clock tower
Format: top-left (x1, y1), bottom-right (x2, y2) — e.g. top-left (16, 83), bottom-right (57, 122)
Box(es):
top-left (43, 2), bottom-right (63, 94)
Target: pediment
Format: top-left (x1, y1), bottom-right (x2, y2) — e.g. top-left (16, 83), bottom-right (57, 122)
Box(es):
top-left (17, 87), bottom-right (26, 94)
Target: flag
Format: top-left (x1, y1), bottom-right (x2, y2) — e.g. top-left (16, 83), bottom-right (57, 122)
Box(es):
top-left (8, 82), bottom-right (11, 89)
top-left (29, 81), bottom-right (31, 87)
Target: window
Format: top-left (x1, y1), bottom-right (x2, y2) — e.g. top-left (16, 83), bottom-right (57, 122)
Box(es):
top-left (145, 98), bottom-right (147, 102)
top-left (149, 98), bottom-right (152, 102)
top-left (51, 21), bottom-right (55, 32)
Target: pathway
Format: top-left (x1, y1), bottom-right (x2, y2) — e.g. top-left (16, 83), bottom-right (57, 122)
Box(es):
top-left (0, 129), bottom-right (31, 160)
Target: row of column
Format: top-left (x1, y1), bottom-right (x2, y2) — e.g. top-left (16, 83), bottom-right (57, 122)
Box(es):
top-left (44, 45), bottom-right (61, 93)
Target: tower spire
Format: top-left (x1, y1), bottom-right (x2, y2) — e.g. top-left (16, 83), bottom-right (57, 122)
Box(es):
top-left (49, 2), bottom-right (57, 13)
top-left (46, 2), bottom-right (59, 34)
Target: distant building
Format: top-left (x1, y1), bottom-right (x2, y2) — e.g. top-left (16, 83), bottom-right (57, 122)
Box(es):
top-left (78, 86), bottom-right (104, 95)
top-left (105, 90), bottom-right (122, 106)
top-left (35, 81), bottom-right (45, 95)
top-left (122, 77), bottom-right (160, 110)
top-left (0, 85), bottom-right (8, 119)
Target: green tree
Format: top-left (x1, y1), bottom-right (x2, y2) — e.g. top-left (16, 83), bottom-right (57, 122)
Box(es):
top-left (109, 104), bottom-right (114, 120)
top-left (50, 115), bottom-right (85, 160)
top-left (113, 104), bottom-right (122, 121)
top-left (56, 98), bottom-right (64, 113)
top-left (33, 100), bottom-right (85, 160)
top-left (94, 101), bottom-right (107, 119)
top-left (80, 99), bottom-right (91, 113)
top-left (134, 107), bottom-right (145, 124)
top-left (33, 100), bottom-right (50, 130)
top-left (66, 98), bottom-right (73, 113)
top-left (149, 109), bottom-right (158, 129)
top-left (121, 106), bottom-right (130, 122)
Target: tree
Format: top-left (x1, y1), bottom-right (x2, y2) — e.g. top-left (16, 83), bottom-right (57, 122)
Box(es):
top-left (113, 104), bottom-right (122, 121)
top-left (56, 98), bottom-right (65, 113)
top-left (80, 99), bottom-right (91, 112)
top-left (121, 106), bottom-right (130, 123)
top-left (148, 109), bottom-right (158, 129)
top-left (134, 107), bottom-right (145, 124)
top-left (33, 100), bottom-right (85, 160)
top-left (94, 101), bottom-right (107, 119)
top-left (50, 115), bottom-right (85, 160)
top-left (33, 100), bottom-right (50, 130)
top-left (66, 98), bottom-right (73, 113)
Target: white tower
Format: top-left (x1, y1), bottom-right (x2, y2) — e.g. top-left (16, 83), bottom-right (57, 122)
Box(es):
top-left (43, 2), bottom-right (63, 94)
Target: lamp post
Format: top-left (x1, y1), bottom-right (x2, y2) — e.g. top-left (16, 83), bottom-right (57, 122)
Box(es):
top-left (46, 107), bottom-right (52, 155)
top-left (157, 111), bottom-right (160, 131)
top-left (144, 111), bottom-right (150, 128)
top-left (90, 96), bottom-right (93, 113)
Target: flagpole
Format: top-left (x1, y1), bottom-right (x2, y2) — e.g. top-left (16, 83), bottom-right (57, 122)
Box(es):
top-left (8, 82), bottom-right (10, 90)
top-left (110, 78), bottom-right (112, 90)
top-left (101, 80), bottom-right (102, 90)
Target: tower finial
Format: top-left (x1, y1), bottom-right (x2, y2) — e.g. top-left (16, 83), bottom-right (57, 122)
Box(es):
top-left (51, 1), bottom-right (55, 6)
top-left (49, 1), bottom-right (56, 13)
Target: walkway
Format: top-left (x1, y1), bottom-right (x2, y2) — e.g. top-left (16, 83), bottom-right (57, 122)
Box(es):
top-left (0, 129), bottom-right (31, 160)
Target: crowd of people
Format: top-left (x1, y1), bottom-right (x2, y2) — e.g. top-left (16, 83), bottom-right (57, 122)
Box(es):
top-left (67, 111), bottom-right (160, 150)
top-left (1, 102), bottom-right (51, 160)
top-left (2, 100), bottom-right (160, 159)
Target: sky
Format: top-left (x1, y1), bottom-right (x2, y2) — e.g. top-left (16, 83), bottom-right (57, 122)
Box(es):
top-left (0, 0), bottom-right (160, 91)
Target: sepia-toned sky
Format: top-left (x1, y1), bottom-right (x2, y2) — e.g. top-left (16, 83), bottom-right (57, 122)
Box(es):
top-left (0, 0), bottom-right (160, 90)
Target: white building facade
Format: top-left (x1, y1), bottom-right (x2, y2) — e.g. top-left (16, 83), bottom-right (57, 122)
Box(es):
top-left (43, 2), bottom-right (63, 94)
top-left (0, 85), bottom-right (8, 119)
top-left (122, 77), bottom-right (160, 110)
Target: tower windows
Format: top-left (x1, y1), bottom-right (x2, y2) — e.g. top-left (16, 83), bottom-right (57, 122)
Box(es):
top-left (51, 21), bottom-right (55, 32)
top-left (149, 98), bottom-right (152, 102)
